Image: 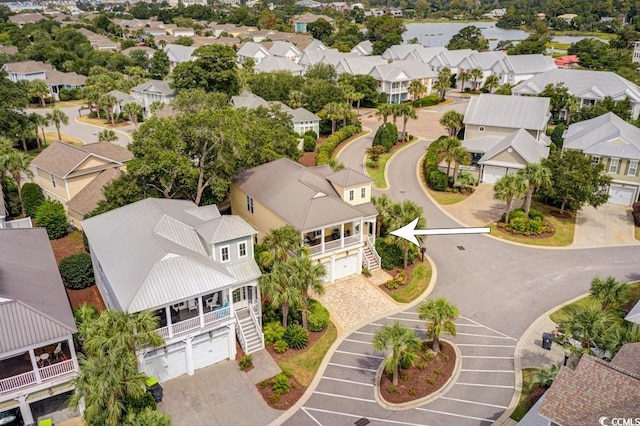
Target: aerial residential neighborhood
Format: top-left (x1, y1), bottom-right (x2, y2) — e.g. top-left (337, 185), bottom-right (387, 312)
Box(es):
top-left (0, 1), bottom-right (639, 425)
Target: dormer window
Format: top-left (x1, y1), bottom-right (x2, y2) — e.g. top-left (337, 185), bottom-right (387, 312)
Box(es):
top-left (220, 246), bottom-right (230, 262)
top-left (238, 242), bottom-right (247, 258)
top-left (349, 189), bottom-right (354, 201)
top-left (361, 187), bottom-right (366, 198)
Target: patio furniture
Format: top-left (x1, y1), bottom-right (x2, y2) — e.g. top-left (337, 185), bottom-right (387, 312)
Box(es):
top-left (39, 353), bottom-right (50, 366)
top-left (188, 299), bottom-right (197, 312)
top-left (206, 294), bottom-right (219, 311)
top-left (53, 343), bottom-right (62, 359)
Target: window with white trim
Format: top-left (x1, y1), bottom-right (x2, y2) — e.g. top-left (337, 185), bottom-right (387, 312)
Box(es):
top-left (348, 189), bottom-right (354, 201)
top-left (360, 187), bottom-right (366, 198)
top-left (246, 195), bottom-right (254, 214)
top-left (220, 246), bottom-right (230, 262)
top-left (609, 158), bottom-right (620, 174)
top-left (51, 174), bottom-right (57, 188)
top-left (629, 160), bottom-right (639, 176)
top-left (591, 156), bottom-right (601, 165)
top-left (238, 241), bottom-right (247, 258)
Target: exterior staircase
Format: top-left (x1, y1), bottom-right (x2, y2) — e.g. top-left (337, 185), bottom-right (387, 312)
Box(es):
top-left (236, 307), bottom-right (264, 354)
top-left (363, 243), bottom-right (381, 271)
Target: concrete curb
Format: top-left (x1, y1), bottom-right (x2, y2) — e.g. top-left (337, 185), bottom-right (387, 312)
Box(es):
top-left (270, 254), bottom-right (438, 426)
top-left (493, 292), bottom-right (590, 425)
top-left (333, 128), bottom-right (371, 160)
top-left (73, 116), bottom-right (133, 143)
top-left (370, 136), bottom-right (423, 191)
top-left (373, 338), bottom-right (462, 411)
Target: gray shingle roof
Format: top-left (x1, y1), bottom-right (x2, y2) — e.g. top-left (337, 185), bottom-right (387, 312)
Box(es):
top-left (326, 168), bottom-right (370, 187)
top-left (478, 128), bottom-right (549, 166)
top-left (131, 79), bottom-right (175, 96)
top-left (268, 41), bottom-right (301, 58)
top-left (464, 94), bottom-right (551, 131)
top-left (289, 107), bottom-right (320, 122)
top-left (0, 228), bottom-right (76, 354)
top-left (67, 168), bottom-right (121, 216)
top-left (231, 90), bottom-right (270, 109)
top-left (563, 112), bottom-right (640, 160)
top-left (82, 199), bottom-right (258, 312)
top-left (254, 56), bottom-right (304, 74)
top-left (237, 42), bottom-right (270, 58)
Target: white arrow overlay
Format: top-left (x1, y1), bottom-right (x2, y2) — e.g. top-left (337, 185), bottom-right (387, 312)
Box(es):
top-left (390, 217), bottom-right (491, 247)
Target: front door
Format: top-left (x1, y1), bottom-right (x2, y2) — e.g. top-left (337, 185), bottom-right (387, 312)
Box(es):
top-left (232, 287), bottom-right (249, 310)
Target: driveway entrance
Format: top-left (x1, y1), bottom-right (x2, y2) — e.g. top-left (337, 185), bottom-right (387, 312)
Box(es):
top-left (573, 204), bottom-right (637, 247)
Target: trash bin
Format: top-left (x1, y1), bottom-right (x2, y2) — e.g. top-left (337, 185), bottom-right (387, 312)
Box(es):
top-left (145, 376), bottom-right (163, 403)
top-left (542, 332), bottom-right (553, 350)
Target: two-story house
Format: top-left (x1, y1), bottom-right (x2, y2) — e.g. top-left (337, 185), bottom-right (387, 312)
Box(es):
top-left (30, 141), bottom-right (133, 227)
top-left (563, 112), bottom-right (640, 205)
top-left (268, 41), bottom-right (302, 63)
top-left (3, 61), bottom-right (87, 101)
top-left (131, 80), bottom-right (176, 117)
top-left (0, 228), bottom-right (79, 425)
top-left (163, 44), bottom-right (197, 72)
top-left (369, 60), bottom-right (436, 104)
top-left (237, 42), bottom-right (271, 65)
top-left (291, 13), bottom-right (335, 33)
top-left (82, 199), bottom-right (264, 383)
top-left (231, 158), bottom-right (380, 282)
top-left (462, 94), bottom-right (551, 183)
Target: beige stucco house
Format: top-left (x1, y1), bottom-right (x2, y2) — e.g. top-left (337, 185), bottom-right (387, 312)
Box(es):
top-left (30, 142), bottom-right (132, 227)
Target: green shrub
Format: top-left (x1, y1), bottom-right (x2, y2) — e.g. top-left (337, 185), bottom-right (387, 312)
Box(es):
top-left (387, 385), bottom-right (398, 393)
top-left (372, 123), bottom-right (398, 152)
top-left (441, 353), bottom-right (449, 362)
top-left (412, 94), bottom-right (440, 107)
top-left (528, 208), bottom-right (545, 221)
top-left (283, 324), bottom-right (309, 350)
top-left (428, 169), bottom-right (450, 191)
top-left (385, 279), bottom-right (400, 290)
top-left (273, 339), bottom-right (289, 354)
top-left (307, 300), bottom-right (330, 332)
top-left (434, 368), bottom-right (442, 375)
top-left (416, 362), bottom-right (427, 370)
top-left (35, 199), bottom-right (69, 240)
top-left (376, 239), bottom-right (417, 270)
top-left (271, 373), bottom-right (290, 395)
top-left (426, 377), bottom-right (436, 385)
top-left (304, 129), bottom-right (318, 139)
top-left (21, 183), bottom-right (45, 217)
top-left (316, 125), bottom-right (357, 165)
top-left (302, 135), bottom-right (316, 152)
top-left (264, 321), bottom-right (285, 345)
top-left (422, 351), bottom-right (434, 361)
top-left (59, 253), bottom-right (95, 289)
top-left (239, 354), bottom-right (253, 371)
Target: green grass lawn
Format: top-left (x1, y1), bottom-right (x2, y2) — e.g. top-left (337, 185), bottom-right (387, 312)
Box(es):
top-left (426, 187), bottom-right (469, 205)
top-left (510, 368), bottom-right (540, 421)
top-left (365, 138), bottom-right (418, 189)
top-left (277, 322), bottom-right (337, 387)
top-left (488, 202), bottom-right (575, 247)
top-left (635, 226), bottom-right (640, 241)
top-left (391, 263), bottom-right (433, 303)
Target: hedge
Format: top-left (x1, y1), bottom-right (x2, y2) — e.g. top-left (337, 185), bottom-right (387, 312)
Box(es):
top-left (412, 94), bottom-right (440, 108)
top-left (303, 135), bottom-right (316, 152)
top-left (59, 253), bottom-right (95, 289)
top-left (307, 299), bottom-right (330, 332)
top-left (427, 168), bottom-right (449, 191)
top-left (375, 239), bottom-right (418, 270)
top-left (372, 123), bottom-right (398, 152)
top-left (35, 199), bottom-right (69, 240)
top-left (316, 125), bottom-right (358, 165)
top-left (21, 183), bottom-right (45, 217)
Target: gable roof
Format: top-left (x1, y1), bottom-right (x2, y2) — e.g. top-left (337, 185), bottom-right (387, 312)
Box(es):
top-left (233, 158), bottom-right (375, 231)
top-left (326, 168), bottom-right (370, 187)
top-left (499, 54), bottom-right (556, 74)
top-left (163, 44), bottom-right (197, 63)
top-left (351, 40), bottom-right (373, 56)
top-left (3, 60), bottom-right (53, 74)
top-left (464, 94), bottom-right (550, 131)
top-left (231, 90), bottom-right (270, 109)
top-left (625, 300), bottom-right (640, 325)
top-left (563, 112), bottom-right (640, 160)
top-left (67, 168), bottom-right (121, 216)
top-left (478, 128), bottom-right (550, 166)
top-left (30, 141), bottom-right (132, 178)
top-left (254, 56), bottom-right (304, 74)
top-left (268, 41), bottom-right (301, 58)
top-left (237, 42), bottom-right (270, 58)
top-left (293, 13), bottom-right (334, 24)
top-left (337, 55), bottom-right (386, 75)
top-left (290, 107), bottom-right (320, 122)
top-left (459, 51), bottom-right (506, 71)
top-left (0, 228), bottom-right (76, 354)
top-left (82, 199), bottom-right (259, 312)
top-left (131, 79), bottom-right (175, 96)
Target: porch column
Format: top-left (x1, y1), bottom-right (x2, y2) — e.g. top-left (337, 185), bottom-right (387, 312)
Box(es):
top-left (185, 337), bottom-right (194, 376)
top-left (17, 395), bottom-right (34, 426)
top-left (227, 289), bottom-right (234, 313)
top-left (340, 223), bottom-right (344, 248)
top-left (68, 337), bottom-right (79, 371)
top-left (228, 324), bottom-right (237, 359)
top-left (330, 254), bottom-right (336, 283)
top-left (320, 228), bottom-right (325, 254)
top-left (198, 297), bottom-right (205, 328)
top-left (28, 348), bottom-right (42, 383)
top-left (359, 218), bottom-right (364, 243)
top-left (165, 307), bottom-right (173, 339)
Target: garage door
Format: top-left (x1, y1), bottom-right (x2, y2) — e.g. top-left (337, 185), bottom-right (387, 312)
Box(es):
top-left (192, 332), bottom-right (230, 371)
top-left (144, 344), bottom-right (186, 382)
top-left (321, 261), bottom-right (331, 283)
top-left (333, 254), bottom-right (359, 281)
top-left (609, 185), bottom-right (636, 206)
top-left (482, 166), bottom-right (507, 184)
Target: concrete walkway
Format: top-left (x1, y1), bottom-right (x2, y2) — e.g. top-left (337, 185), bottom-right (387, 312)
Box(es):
top-left (573, 204), bottom-right (637, 247)
top-left (443, 183), bottom-right (521, 227)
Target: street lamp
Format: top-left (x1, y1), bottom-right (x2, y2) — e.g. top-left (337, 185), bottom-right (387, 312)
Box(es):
top-left (564, 349), bottom-right (571, 366)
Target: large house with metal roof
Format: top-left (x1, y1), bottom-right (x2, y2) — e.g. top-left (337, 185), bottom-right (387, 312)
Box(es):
top-left (563, 112), bottom-right (640, 205)
top-left (0, 228), bottom-right (79, 425)
top-left (82, 199), bottom-right (264, 383)
top-left (30, 141), bottom-right (132, 228)
top-left (461, 94), bottom-right (551, 183)
top-left (231, 158), bottom-right (380, 282)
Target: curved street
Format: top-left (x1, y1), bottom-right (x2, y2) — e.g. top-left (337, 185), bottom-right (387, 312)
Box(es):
top-left (280, 100), bottom-right (640, 425)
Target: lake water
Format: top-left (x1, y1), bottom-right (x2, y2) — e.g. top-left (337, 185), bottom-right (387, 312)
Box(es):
top-left (403, 22), bottom-right (604, 50)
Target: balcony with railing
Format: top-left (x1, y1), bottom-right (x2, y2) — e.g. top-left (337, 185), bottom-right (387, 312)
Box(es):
top-left (303, 221), bottom-right (364, 256)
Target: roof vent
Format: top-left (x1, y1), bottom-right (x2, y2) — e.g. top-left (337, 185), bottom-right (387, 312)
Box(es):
top-left (313, 192), bottom-right (326, 198)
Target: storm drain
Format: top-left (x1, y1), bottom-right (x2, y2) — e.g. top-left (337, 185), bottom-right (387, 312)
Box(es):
top-left (354, 419), bottom-right (370, 426)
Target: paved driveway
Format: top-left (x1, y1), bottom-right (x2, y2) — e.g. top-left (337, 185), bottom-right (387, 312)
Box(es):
top-left (573, 204), bottom-right (637, 247)
top-left (442, 184), bottom-right (521, 227)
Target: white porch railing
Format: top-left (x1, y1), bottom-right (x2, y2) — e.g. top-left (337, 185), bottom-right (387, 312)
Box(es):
top-left (204, 306), bottom-right (231, 324)
top-left (308, 235), bottom-right (362, 256)
top-left (0, 371), bottom-right (36, 394)
top-left (249, 303), bottom-right (264, 344)
top-left (365, 235), bottom-right (381, 270)
top-left (156, 306), bottom-right (231, 339)
top-left (39, 359), bottom-right (76, 380)
top-left (235, 316), bottom-right (247, 350)
top-left (0, 359), bottom-right (76, 395)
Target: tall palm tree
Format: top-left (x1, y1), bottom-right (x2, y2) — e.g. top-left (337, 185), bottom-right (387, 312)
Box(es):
top-left (259, 258), bottom-right (302, 329)
top-left (457, 70), bottom-right (471, 92)
top-left (518, 163), bottom-right (552, 216)
top-left (99, 93), bottom-right (118, 125)
top-left (259, 225), bottom-right (305, 269)
top-left (288, 90), bottom-right (306, 109)
top-left (390, 103), bottom-right (402, 125)
top-left (341, 101), bottom-right (356, 126)
top-left (290, 255), bottom-right (326, 330)
top-left (2, 151), bottom-right (33, 200)
top-left (399, 103), bottom-right (417, 142)
top-left (372, 194), bottom-right (393, 237)
top-left (494, 174), bottom-right (528, 223)
top-left (558, 304), bottom-right (615, 357)
top-left (83, 310), bottom-right (163, 355)
top-left (122, 102), bottom-right (143, 128)
top-left (434, 67), bottom-right (452, 101)
top-left (372, 321), bottom-right (420, 386)
top-left (350, 92), bottom-right (364, 115)
top-left (469, 68), bottom-right (483, 91)
top-left (451, 145), bottom-right (471, 182)
top-left (408, 79), bottom-right (426, 101)
top-left (417, 297), bottom-right (459, 352)
top-left (30, 113), bottom-right (50, 148)
top-left (589, 276), bottom-right (625, 312)
top-left (319, 102), bottom-right (344, 134)
top-left (483, 74), bottom-right (500, 93)
top-left (29, 79), bottom-right (50, 108)
top-left (375, 103), bottom-right (394, 124)
top-left (98, 129), bottom-right (118, 143)
top-left (436, 136), bottom-right (464, 178)
top-left (439, 110), bottom-right (464, 137)
top-left (384, 200), bottom-right (425, 268)
top-left (46, 108), bottom-right (69, 141)
top-left (565, 95), bottom-right (580, 125)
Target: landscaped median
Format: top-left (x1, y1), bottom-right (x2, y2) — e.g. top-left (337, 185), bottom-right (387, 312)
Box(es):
top-left (366, 137), bottom-right (419, 189)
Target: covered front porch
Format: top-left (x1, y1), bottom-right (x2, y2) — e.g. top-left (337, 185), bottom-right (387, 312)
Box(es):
top-left (302, 218), bottom-right (376, 256)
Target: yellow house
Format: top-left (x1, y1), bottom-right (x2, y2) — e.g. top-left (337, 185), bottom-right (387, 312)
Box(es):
top-left (30, 141), bottom-right (132, 228)
top-left (231, 158), bottom-right (380, 282)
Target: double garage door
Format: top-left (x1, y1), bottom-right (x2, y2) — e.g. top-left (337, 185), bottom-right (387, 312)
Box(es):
top-left (144, 332), bottom-right (230, 382)
top-left (608, 185), bottom-right (637, 206)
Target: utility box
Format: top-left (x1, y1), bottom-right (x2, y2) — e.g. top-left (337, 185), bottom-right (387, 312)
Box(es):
top-left (542, 332), bottom-right (553, 350)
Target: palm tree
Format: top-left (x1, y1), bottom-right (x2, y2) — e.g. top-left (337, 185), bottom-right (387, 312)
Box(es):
top-left (99, 93), bottom-right (118, 125)
top-left (46, 108), bottom-right (69, 141)
top-left (30, 113), bottom-right (50, 148)
top-left (351, 91), bottom-right (364, 115)
top-left (288, 90), bottom-right (306, 109)
top-left (408, 79), bottom-right (426, 101)
top-left (372, 194), bottom-right (393, 237)
top-left (122, 102), bottom-right (143, 128)
top-left (451, 145), bottom-right (471, 182)
top-left (417, 297), bottom-right (459, 352)
top-left (483, 74), bottom-right (500, 93)
top-left (399, 103), bottom-right (417, 142)
top-left (436, 136), bottom-right (464, 178)
top-left (29, 79), bottom-right (50, 108)
top-left (469, 68), bottom-right (483, 91)
top-left (319, 102), bottom-right (344, 134)
top-left (565, 95), bottom-right (580, 125)
top-left (457, 70), bottom-right (470, 92)
top-left (530, 364), bottom-right (559, 389)
top-left (2, 151), bottom-right (33, 200)
top-left (518, 163), bottom-right (552, 216)
top-left (375, 103), bottom-right (394, 124)
top-left (602, 322), bottom-right (640, 356)
top-left (98, 129), bottom-right (118, 143)
top-left (372, 321), bottom-right (420, 386)
top-left (259, 258), bottom-right (302, 329)
top-left (589, 276), bottom-right (625, 312)
top-left (494, 174), bottom-right (528, 223)
top-left (558, 304), bottom-right (615, 357)
top-left (390, 103), bottom-right (402, 125)
top-left (82, 310), bottom-right (163, 355)
top-left (439, 110), bottom-right (464, 137)
top-left (434, 67), bottom-right (452, 101)
top-left (290, 255), bottom-right (327, 330)
top-left (341, 101), bottom-right (356, 126)
top-left (259, 225), bottom-right (305, 269)
top-left (83, 86), bottom-right (101, 115)
top-left (384, 200), bottom-right (425, 268)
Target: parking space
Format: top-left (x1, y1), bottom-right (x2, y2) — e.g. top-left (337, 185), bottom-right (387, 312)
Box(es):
top-left (285, 311), bottom-right (516, 426)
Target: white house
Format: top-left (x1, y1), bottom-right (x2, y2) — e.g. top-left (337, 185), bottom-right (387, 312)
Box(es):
top-left (237, 42), bottom-right (271, 65)
top-left (351, 40), bottom-right (373, 56)
top-left (131, 80), bottom-right (176, 117)
top-left (254, 56), bottom-right (304, 76)
top-left (490, 54), bottom-right (557, 85)
top-left (2, 60), bottom-right (86, 101)
top-left (268, 41), bottom-right (302, 63)
top-left (163, 44), bottom-right (197, 72)
top-left (369, 59), bottom-right (436, 103)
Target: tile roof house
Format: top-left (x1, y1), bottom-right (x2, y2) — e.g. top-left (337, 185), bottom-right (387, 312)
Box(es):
top-left (462, 94), bottom-right (551, 183)
top-left (30, 141), bottom-right (133, 227)
top-left (292, 13), bottom-right (335, 33)
top-left (254, 55), bottom-right (304, 75)
top-left (563, 112), bottom-right (640, 205)
top-left (231, 158), bottom-right (380, 282)
top-left (0, 228), bottom-right (80, 425)
top-left (537, 343), bottom-right (640, 425)
top-left (2, 60), bottom-right (87, 101)
top-left (131, 79), bottom-right (176, 117)
top-left (512, 68), bottom-right (640, 119)
top-left (83, 199), bottom-right (264, 382)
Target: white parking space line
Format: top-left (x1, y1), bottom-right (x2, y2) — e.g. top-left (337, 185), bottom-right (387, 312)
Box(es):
top-left (460, 316), bottom-right (518, 341)
top-left (353, 331), bottom-right (376, 336)
top-left (457, 344), bottom-right (515, 348)
top-left (321, 377), bottom-right (374, 387)
top-left (301, 407), bottom-right (323, 426)
top-left (385, 316), bottom-right (424, 323)
top-left (344, 338), bottom-right (373, 345)
top-left (313, 391), bottom-right (375, 403)
top-left (415, 407), bottom-right (494, 422)
top-left (461, 369), bottom-right (514, 373)
top-left (457, 333), bottom-right (515, 339)
top-left (328, 362), bottom-right (377, 372)
top-left (336, 350), bottom-right (385, 360)
top-left (457, 382), bottom-right (514, 389)
top-left (303, 407), bottom-right (432, 426)
top-left (462, 356), bottom-right (514, 359)
top-left (453, 323), bottom-right (485, 327)
top-left (440, 396), bottom-right (507, 409)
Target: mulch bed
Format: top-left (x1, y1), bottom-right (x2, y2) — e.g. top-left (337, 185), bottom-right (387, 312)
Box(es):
top-left (495, 221), bottom-right (556, 239)
top-left (378, 262), bottom-right (420, 297)
top-left (379, 341), bottom-right (456, 404)
top-left (264, 325), bottom-right (328, 363)
top-left (50, 230), bottom-right (86, 265)
top-left (66, 285), bottom-right (106, 311)
top-left (549, 209), bottom-right (573, 219)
